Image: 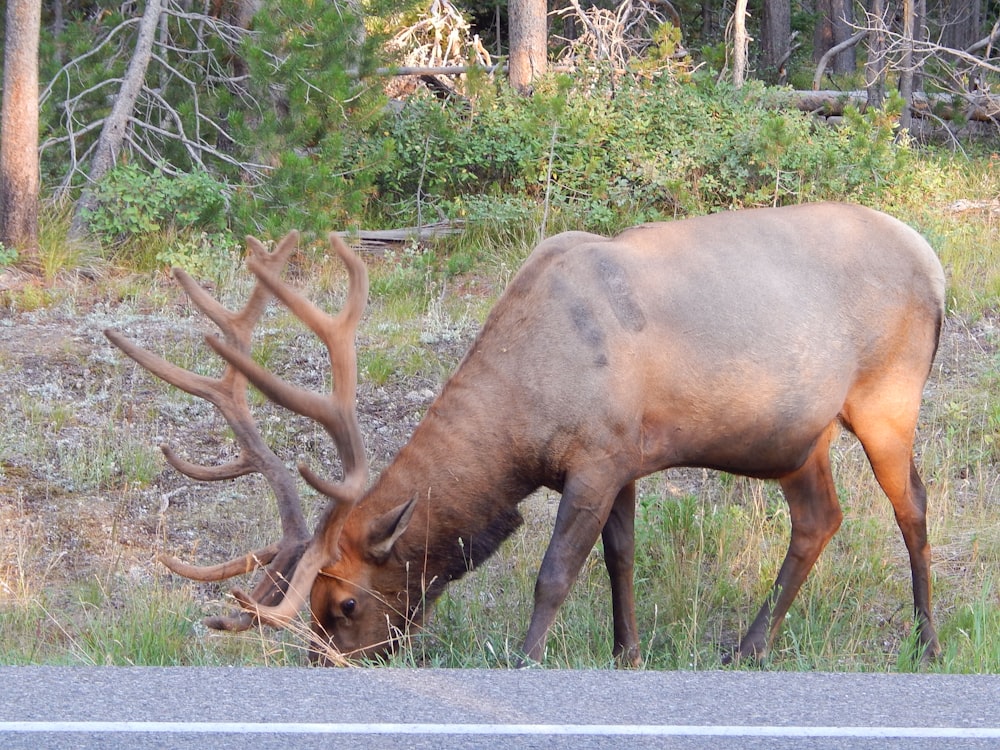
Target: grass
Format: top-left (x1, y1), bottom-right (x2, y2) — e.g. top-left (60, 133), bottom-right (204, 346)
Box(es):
top-left (1, 153), bottom-right (999, 671)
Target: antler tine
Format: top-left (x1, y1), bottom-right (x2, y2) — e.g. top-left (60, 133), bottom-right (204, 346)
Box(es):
top-left (159, 444), bottom-right (255, 482)
top-left (157, 543), bottom-right (281, 581)
top-left (174, 232), bottom-right (299, 347)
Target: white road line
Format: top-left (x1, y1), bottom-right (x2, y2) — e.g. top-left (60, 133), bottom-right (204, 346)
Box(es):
top-left (2, 722), bottom-right (1000, 738)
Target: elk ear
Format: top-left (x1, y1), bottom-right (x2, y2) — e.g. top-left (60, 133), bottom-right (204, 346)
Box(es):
top-left (365, 496), bottom-right (418, 564)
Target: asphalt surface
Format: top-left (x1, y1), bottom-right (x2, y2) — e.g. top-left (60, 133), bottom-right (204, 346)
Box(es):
top-left (3, 667), bottom-right (1000, 749)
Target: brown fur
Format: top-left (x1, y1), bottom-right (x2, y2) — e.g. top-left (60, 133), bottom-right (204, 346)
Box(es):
top-left (304, 202), bottom-right (945, 665)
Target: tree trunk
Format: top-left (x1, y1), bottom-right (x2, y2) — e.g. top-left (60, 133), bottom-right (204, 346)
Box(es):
top-left (786, 88), bottom-right (1000, 123)
top-left (732, 0), bottom-right (750, 88)
top-left (0, 0), bottom-right (42, 263)
top-left (832, 0), bottom-right (855, 73)
top-left (69, 0), bottom-right (163, 239)
top-left (898, 0), bottom-right (915, 133)
top-left (942, 0), bottom-right (982, 51)
top-left (761, 0), bottom-right (791, 83)
top-left (814, 0), bottom-right (856, 74)
top-left (946, 0), bottom-right (988, 92)
top-left (508, 0), bottom-right (547, 94)
top-left (865, 0), bottom-right (886, 108)
top-left (52, 0), bottom-right (66, 67)
top-left (912, 0), bottom-right (926, 94)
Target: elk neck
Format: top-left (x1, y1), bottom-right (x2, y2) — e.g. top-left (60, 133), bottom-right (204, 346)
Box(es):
top-left (355, 358), bottom-right (541, 604)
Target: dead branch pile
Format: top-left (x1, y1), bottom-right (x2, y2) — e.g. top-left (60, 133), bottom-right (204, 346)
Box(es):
top-left (384, 0), bottom-right (493, 98)
top-left (554, 0), bottom-right (682, 77)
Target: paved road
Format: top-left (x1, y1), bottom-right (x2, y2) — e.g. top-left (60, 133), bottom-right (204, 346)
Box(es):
top-left (3, 667), bottom-right (1000, 749)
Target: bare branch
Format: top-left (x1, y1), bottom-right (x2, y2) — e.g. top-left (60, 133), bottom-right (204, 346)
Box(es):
top-left (553, 0), bottom-right (679, 81)
top-left (813, 30), bottom-right (868, 90)
top-left (39, 17), bottom-right (141, 106)
top-left (44, 0), bottom-right (266, 200)
top-left (966, 19), bottom-right (1000, 56)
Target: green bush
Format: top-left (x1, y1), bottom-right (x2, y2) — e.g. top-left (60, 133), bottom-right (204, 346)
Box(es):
top-left (0, 243), bottom-right (18, 268)
top-left (376, 89), bottom-right (547, 204)
top-left (154, 232), bottom-right (242, 280)
top-left (81, 164), bottom-right (228, 242)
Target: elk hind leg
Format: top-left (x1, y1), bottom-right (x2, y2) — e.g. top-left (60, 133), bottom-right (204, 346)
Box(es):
top-left (846, 391), bottom-right (939, 659)
top-left (602, 481), bottom-right (641, 667)
top-left (736, 422), bottom-right (843, 661)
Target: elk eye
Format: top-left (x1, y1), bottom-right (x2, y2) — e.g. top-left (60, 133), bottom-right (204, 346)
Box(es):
top-left (341, 599), bottom-right (357, 618)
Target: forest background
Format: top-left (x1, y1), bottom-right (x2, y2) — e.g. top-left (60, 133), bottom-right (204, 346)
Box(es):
top-left (0, 0), bottom-right (999, 670)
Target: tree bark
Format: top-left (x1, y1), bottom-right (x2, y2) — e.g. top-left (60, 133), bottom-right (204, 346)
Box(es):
top-left (814, 0), bottom-right (856, 74)
top-left (942, 0), bottom-right (982, 51)
top-left (732, 0), bottom-right (750, 88)
top-left (865, 0), bottom-right (887, 108)
top-left (898, 0), bottom-right (915, 133)
top-left (0, 0), bottom-right (42, 262)
top-left (508, 0), bottom-right (547, 94)
top-left (833, 0), bottom-right (855, 73)
top-left (941, 0), bottom-right (985, 49)
top-left (69, 0), bottom-right (163, 239)
top-left (788, 89), bottom-right (1000, 123)
top-left (761, 0), bottom-right (791, 83)
top-left (912, 0), bottom-right (927, 94)
top-left (701, 0), bottom-right (713, 41)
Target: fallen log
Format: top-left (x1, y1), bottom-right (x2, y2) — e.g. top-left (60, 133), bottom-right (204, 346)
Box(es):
top-left (779, 89), bottom-right (1000, 123)
top-left (334, 221), bottom-right (465, 253)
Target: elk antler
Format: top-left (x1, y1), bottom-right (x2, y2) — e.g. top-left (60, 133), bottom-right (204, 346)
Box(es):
top-left (105, 231), bottom-right (369, 631)
top-left (206, 232), bottom-right (371, 627)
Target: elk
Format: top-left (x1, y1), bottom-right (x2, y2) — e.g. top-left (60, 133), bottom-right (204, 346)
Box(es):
top-left (106, 202), bottom-right (945, 666)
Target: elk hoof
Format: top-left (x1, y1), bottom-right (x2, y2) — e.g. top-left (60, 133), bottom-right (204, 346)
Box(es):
top-left (614, 645), bottom-right (642, 669)
top-left (720, 643), bottom-right (767, 667)
top-left (514, 654), bottom-right (543, 669)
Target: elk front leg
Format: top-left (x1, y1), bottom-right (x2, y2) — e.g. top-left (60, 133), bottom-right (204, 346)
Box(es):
top-left (521, 472), bottom-right (620, 665)
top-left (736, 423), bottom-right (843, 661)
top-left (602, 482), bottom-right (641, 667)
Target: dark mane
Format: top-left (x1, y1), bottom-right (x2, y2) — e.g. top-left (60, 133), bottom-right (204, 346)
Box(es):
top-left (401, 505), bottom-right (526, 606)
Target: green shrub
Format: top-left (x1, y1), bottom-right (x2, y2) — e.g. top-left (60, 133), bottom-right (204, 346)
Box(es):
top-left (81, 164), bottom-right (228, 242)
top-left (154, 232), bottom-right (242, 279)
top-left (367, 71), bottom-right (919, 234)
top-left (0, 243), bottom-right (18, 268)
